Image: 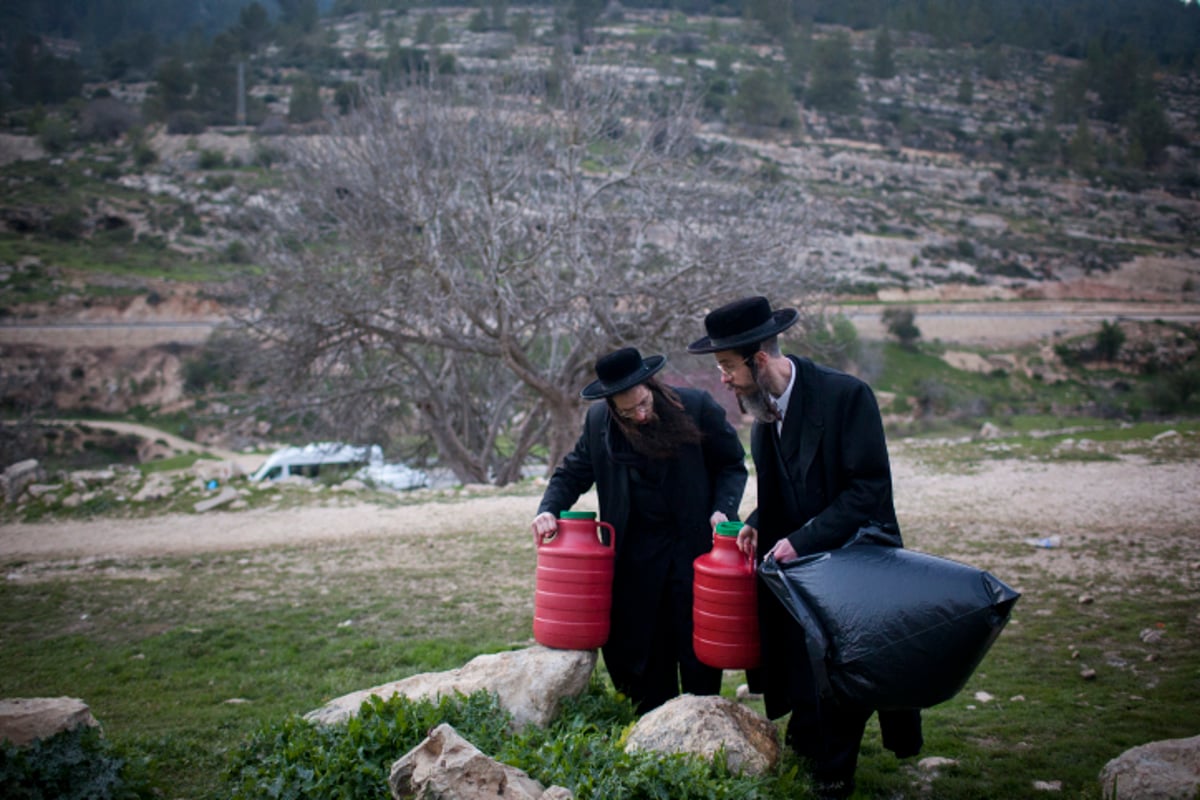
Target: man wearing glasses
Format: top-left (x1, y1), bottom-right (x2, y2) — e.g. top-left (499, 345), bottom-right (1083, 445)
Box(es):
top-left (689, 296), bottom-right (922, 800)
top-left (532, 346), bottom-right (747, 714)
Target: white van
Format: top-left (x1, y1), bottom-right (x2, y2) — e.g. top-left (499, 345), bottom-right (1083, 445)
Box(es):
top-left (250, 442), bottom-right (427, 491)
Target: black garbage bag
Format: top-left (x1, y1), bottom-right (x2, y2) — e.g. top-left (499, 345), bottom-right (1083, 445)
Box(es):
top-left (758, 533), bottom-right (1019, 710)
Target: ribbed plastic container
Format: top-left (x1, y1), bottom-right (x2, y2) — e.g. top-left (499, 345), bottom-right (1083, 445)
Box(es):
top-left (533, 511), bottom-right (616, 650)
top-left (692, 520), bottom-right (760, 669)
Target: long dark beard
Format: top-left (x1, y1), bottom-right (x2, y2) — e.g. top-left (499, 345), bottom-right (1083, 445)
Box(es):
top-left (614, 386), bottom-right (703, 460)
top-left (737, 364), bottom-right (782, 425)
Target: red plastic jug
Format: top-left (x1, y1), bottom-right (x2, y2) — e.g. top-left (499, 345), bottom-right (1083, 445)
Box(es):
top-left (533, 511), bottom-right (616, 650)
top-left (693, 520), bottom-right (760, 669)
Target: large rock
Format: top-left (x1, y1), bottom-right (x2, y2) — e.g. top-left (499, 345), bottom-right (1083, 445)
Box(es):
top-left (623, 694), bottom-right (780, 776)
top-left (1099, 734), bottom-right (1200, 800)
top-left (1, 459), bottom-right (44, 504)
top-left (306, 645), bottom-right (596, 729)
top-left (0, 697), bottom-right (100, 746)
top-left (389, 723), bottom-right (572, 800)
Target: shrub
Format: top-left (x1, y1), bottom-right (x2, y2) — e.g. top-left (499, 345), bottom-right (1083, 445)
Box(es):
top-left (0, 725), bottom-right (150, 800)
top-left (131, 142), bottom-right (157, 168)
top-left (881, 307), bottom-right (921, 350)
top-left (225, 691), bottom-right (514, 799)
top-left (46, 210), bottom-right (84, 241)
top-left (166, 110), bottom-right (206, 135)
top-left (224, 684), bottom-right (798, 800)
top-left (37, 116), bottom-right (73, 155)
top-left (79, 97), bottom-right (139, 142)
top-left (1094, 320), bottom-right (1125, 361)
top-left (182, 331), bottom-right (254, 394)
top-left (197, 149), bottom-right (226, 170)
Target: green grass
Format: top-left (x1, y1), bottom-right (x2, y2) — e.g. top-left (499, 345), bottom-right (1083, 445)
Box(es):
top-left (0, 546), bottom-right (528, 797)
top-left (2, 465), bottom-right (1198, 798)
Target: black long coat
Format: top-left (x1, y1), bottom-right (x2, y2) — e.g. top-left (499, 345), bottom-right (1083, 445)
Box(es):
top-left (746, 356), bottom-right (901, 719)
top-left (537, 387), bottom-right (747, 683)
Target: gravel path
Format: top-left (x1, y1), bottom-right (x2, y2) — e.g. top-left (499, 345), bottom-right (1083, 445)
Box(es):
top-left (3, 449), bottom-right (1197, 582)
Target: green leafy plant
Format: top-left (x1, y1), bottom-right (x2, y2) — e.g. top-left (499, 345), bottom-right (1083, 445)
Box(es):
top-left (225, 691), bottom-right (516, 800)
top-left (225, 683), bottom-right (807, 800)
top-left (0, 726), bottom-right (151, 800)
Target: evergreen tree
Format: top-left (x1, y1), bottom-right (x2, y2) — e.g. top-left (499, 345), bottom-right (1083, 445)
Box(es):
top-left (288, 77), bottom-right (323, 124)
top-left (730, 67), bottom-right (799, 130)
top-left (807, 31), bottom-right (860, 114)
top-left (1067, 115), bottom-right (1095, 172)
top-left (236, 2), bottom-right (273, 54)
top-left (152, 56), bottom-right (194, 117)
top-left (871, 27), bottom-right (896, 79)
top-left (1126, 98), bottom-right (1172, 168)
top-left (956, 76), bottom-right (974, 105)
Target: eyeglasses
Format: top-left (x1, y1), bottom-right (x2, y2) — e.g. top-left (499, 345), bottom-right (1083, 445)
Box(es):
top-left (716, 357), bottom-right (752, 378)
top-left (614, 392), bottom-right (653, 421)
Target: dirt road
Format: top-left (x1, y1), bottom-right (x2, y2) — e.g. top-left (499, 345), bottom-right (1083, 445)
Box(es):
top-left (4, 446), bottom-right (1197, 593)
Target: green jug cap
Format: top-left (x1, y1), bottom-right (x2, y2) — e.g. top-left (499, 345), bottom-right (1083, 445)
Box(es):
top-left (715, 520), bottom-right (742, 536)
top-left (560, 511), bottom-right (597, 520)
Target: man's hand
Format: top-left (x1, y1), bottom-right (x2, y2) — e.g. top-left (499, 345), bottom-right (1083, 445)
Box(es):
top-left (531, 511), bottom-right (557, 545)
top-left (768, 537), bottom-right (798, 563)
top-left (736, 524), bottom-right (757, 559)
top-left (709, 511), bottom-right (728, 530)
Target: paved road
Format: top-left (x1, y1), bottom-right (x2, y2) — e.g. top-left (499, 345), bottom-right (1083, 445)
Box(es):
top-left (0, 320), bottom-right (217, 348)
top-left (2, 302), bottom-right (1198, 350)
top-left (840, 301), bottom-right (1200, 346)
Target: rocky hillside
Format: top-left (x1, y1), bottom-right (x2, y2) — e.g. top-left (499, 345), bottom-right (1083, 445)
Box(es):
top-left (1, 6), bottom-right (1198, 435)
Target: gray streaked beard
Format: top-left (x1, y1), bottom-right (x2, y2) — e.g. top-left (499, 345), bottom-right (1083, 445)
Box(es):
top-left (737, 365), bottom-right (782, 425)
top-left (614, 385), bottom-right (703, 460)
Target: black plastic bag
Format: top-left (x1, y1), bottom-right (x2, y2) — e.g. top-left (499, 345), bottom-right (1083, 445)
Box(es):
top-left (758, 535), bottom-right (1019, 710)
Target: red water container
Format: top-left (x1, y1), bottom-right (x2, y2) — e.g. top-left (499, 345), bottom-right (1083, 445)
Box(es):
top-left (693, 520), bottom-right (760, 669)
top-left (533, 511), bottom-right (616, 650)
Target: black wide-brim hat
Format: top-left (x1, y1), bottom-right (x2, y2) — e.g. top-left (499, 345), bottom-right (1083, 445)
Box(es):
top-left (580, 347), bottom-right (667, 400)
top-left (687, 295), bottom-right (799, 354)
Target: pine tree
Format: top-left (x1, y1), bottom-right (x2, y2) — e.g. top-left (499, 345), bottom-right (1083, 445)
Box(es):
top-left (871, 28), bottom-right (896, 80)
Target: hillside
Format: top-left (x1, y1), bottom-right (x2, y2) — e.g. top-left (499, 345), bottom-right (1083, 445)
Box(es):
top-left (1, 4), bottom-right (1199, 459)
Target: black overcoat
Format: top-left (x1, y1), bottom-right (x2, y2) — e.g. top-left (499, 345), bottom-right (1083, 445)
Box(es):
top-left (746, 356), bottom-right (902, 719)
top-left (537, 387), bottom-right (747, 680)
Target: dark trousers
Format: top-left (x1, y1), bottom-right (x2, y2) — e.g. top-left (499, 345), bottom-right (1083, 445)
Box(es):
top-left (781, 615), bottom-right (923, 788)
top-left (786, 699), bottom-right (923, 787)
top-left (606, 575), bottom-right (721, 714)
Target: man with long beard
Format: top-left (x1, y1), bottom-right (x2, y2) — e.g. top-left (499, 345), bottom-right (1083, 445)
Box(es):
top-left (532, 347), bottom-right (747, 713)
top-left (688, 296), bottom-right (923, 800)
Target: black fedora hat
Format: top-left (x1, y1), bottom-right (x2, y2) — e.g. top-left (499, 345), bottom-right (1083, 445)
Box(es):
top-left (580, 347), bottom-right (667, 400)
top-left (687, 296), bottom-right (799, 354)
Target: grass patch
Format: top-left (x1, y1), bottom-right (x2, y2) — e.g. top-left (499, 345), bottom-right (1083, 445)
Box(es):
top-left (2, 485), bottom-right (1198, 798)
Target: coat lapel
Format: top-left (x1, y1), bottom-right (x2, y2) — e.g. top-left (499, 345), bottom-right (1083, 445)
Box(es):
top-left (780, 357), bottom-right (824, 487)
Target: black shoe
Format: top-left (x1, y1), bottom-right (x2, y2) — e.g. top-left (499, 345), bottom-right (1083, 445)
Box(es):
top-left (812, 777), bottom-right (855, 800)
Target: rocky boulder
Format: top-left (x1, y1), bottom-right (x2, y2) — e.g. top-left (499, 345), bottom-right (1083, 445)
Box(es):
top-left (388, 723), bottom-right (572, 800)
top-left (623, 694), bottom-right (780, 776)
top-left (1, 459), bottom-right (44, 504)
top-left (0, 697), bottom-right (100, 747)
top-left (1099, 734), bottom-right (1200, 800)
top-left (306, 645), bottom-right (596, 730)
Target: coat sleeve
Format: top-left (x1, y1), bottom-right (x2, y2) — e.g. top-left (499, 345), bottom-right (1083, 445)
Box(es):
top-left (698, 390), bottom-right (748, 520)
top-left (787, 378), bottom-right (895, 556)
top-left (536, 408), bottom-right (598, 517)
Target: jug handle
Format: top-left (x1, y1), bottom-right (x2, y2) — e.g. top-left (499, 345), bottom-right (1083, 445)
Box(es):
top-left (598, 520), bottom-right (616, 549)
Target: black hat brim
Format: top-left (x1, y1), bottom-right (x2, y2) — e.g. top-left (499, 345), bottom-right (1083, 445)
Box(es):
top-left (687, 308), bottom-right (800, 354)
top-left (580, 354), bottom-right (667, 400)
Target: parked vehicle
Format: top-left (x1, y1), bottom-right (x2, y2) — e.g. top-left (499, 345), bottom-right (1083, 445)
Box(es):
top-left (250, 442), bottom-right (427, 491)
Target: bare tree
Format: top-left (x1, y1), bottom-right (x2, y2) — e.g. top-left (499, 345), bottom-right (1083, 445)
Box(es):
top-left (241, 59), bottom-right (820, 485)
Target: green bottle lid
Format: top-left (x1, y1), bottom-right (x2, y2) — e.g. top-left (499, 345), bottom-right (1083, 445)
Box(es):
top-left (560, 510), bottom-right (597, 520)
top-left (715, 520), bottom-right (742, 537)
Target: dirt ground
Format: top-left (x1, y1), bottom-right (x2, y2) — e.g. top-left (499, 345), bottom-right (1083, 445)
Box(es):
top-left (3, 444), bottom-right (1197, 596)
